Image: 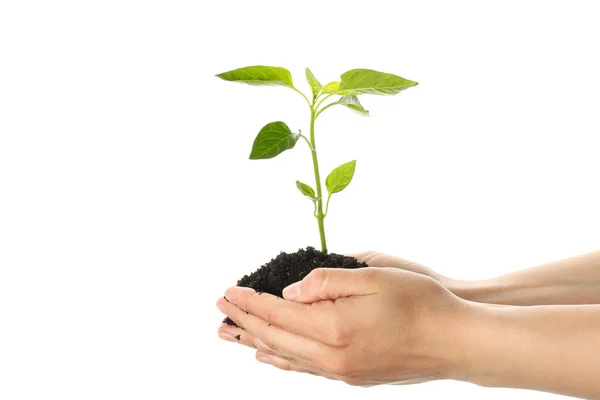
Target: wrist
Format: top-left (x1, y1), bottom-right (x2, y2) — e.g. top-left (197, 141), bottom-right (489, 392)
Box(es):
top-left (447, 278), bottom-right (507, 304)
top-left (446, 301), bottom-right (537, 388)
top-left (444, 278), bottom-right (483, 301)
top-left (416, 291), bottom-right (490, 382)
top-left (442, 300), bottom-right (503, 384)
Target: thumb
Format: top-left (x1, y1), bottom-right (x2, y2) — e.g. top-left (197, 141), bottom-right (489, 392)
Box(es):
top-left (282, 268), bottom-right (378, 303)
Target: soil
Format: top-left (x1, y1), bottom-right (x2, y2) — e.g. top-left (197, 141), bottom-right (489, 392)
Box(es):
top-left (223, 247), bottom-right (367, 326)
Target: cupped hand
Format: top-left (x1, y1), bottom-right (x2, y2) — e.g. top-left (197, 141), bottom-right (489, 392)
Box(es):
top-left (349, 251), bottom-right (461, 292)
top-left (216, 267), bottom-right (469, 386)
top-left (217, 251), bottom-right (460, 355)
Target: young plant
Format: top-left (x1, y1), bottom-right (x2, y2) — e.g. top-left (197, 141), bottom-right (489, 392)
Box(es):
top-left (216, 66), bottom-right (417, 254)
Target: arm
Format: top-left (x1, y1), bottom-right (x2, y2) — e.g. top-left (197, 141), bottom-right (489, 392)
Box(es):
top-left (458, 302), bottom-right (600, 399)
top-left (355, 250), bottom-right (600, 305)
top-left (455, 250), bottom-right (600, 305)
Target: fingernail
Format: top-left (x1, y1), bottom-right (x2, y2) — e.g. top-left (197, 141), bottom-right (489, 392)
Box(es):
top-left (224, 286), bottom-right (255, 305)
top-left (218, 331), bottom-right (236, 343)
top-left (257, 356), bottom-right (273, 364)
top-left (282, 281), bottom-right (301, 300)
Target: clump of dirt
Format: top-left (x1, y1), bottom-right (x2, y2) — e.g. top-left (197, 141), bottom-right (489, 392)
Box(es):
top-left (224, 247), bottom-right (367, 326)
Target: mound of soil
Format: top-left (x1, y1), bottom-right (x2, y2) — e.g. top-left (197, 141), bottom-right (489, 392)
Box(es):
top-left (224, 247), bottom-right (367, 326)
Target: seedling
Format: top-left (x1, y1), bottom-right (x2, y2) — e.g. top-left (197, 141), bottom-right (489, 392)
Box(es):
top-left (216, 66), bottom-right (417, 254)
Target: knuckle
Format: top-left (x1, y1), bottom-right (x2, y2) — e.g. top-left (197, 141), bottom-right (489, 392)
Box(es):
top-left (304, 268), bottom-right (330, 298)
top-left (325, 354), bottom-right (355, 377)
top-left (308, 268), bottom-right (328, 286)
top-left (244, 291), bottom-right (261, 315)
top-left (326, 316), bottom-right (350, 347)
top-left (266, 307), bottom-right (281, 326)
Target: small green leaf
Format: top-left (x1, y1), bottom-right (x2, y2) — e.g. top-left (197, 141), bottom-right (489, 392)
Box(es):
top-left (321, 81), bottom-right (340, 94)
top-left (249, 121), bottom-right (299, 160)
top-left (326, 160), bottom-right (357, 195)
top-left (338, 69), bottom-right (417, 95)
top-left (296, 181), bottom-right (317, 201)
top-left (305, 68), bottom-right (322, 99)
top-left (216, 66), bottom-right (294, 87)
top-left (339, 95), bottom-right (369, 116)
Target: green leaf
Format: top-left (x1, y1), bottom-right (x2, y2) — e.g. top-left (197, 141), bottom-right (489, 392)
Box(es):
top-left (326, 160), bottom-right (357, 195)
top-left (296, 181), bottom-right (317, 201)
top-left (339, 95), bottom-right (369, 116)
top-left (216, 66), bottom-right (294, 87)
top-left (338, 69), bottom-right (417, 95)
top-left (321, 81), bottom-right (340, 94)
top-left (305, 68), bottom-right (322, 99)
top-left (249, 121), bottom-right (299, 160)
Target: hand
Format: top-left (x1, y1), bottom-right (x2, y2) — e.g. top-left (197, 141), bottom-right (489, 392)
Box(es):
top-left (216, 267), bottom-right (468, 386)
top-left (216, 251), bottom-right (465, 366)
top-left (350, 251), bottom-right (463, 294)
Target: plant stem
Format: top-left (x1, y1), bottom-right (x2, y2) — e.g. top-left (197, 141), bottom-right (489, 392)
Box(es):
top-left (315, 93), bottom-right (334, 110)
top-left (299, 134), bottom-right (314, 151)
top-left (309, 107), bottom-right (328, 254)
top-left (315, 101), bottom-right (339, 119)
top-left (293, 87), bottom-right (312, 108)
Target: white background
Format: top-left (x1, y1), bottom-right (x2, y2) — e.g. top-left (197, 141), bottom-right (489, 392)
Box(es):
top-left (1, 0), bottom-right (598, 399)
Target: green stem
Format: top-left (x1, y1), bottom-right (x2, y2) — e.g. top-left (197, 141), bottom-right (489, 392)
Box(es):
top-left (315, 101), bottom-right (339, 119)
top-left (324, 194), bottom-right (331, 217)
top-left (293, 87), bottom-right (312, 108)
top-left (299, 134), bottom-right (314, 151)
top-left (309, 108), bottom-right (328, 254)
top-left (315, 93), bottom-right (335, 110)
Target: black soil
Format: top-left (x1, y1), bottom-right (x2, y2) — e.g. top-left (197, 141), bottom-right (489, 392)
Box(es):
top-left (223, 247), bottom-right (367, 326)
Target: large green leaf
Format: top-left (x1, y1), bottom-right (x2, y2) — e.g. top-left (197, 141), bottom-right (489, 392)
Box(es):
top-left (249, 121), bottom-right (299, 159)
top-left (338, 69), bottom-right (417, 95)
top-left (305, 68), bottom-right (322, 99)
top-left (321, 81), bottom-right (340, 94)
top-left (216, 66), bottom-right (294, 87)
top-left (339, 95), bottom-right (369, 116)
top-left (296, 180), bottom-right (317, 201)
top-left (326, 160), bottom-right (357, 195)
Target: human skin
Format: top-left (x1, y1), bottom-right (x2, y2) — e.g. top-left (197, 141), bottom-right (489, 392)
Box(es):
top-left (350, 250), bottom-right (600, 306)
top-left (216, 250), bottom-right (600, 398)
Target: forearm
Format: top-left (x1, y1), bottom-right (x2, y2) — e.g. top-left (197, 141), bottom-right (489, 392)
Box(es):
top-left (452, 250), bottom-right (600, 306)
top-left (452, 303), bottom-right (600, 399)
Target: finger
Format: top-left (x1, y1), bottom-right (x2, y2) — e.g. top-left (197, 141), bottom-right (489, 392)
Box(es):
top-left (218, 324), bottom-right (288, 356)
top-left (255, 350), bottom-right (312, 373)
top-left (344, 250), bottom-right (380, 263)
top-left (348, 252), bottom-right (429, 273)
top-left (223, 287), bottom-right (343, 345)
top-left (281, 267), bottom-right (379, 303)
top-left (216, 296), bottom-right (324, 363)
top-left (255, 351), bottom-right (337, 380)
top-left (218, 324), bottom-right (259, 349)
top-left (346, 251), bottom-right (403, 267)
top-left (218, 323), bottom-right (316, 367)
